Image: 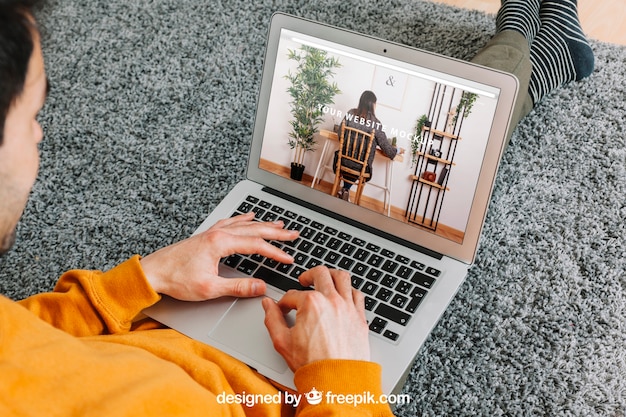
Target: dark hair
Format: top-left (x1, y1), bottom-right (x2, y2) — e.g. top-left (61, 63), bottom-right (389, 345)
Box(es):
top-left (356, 90), bottom-right (377, 119)
top-left (0, 0), bottom-right (42, 144)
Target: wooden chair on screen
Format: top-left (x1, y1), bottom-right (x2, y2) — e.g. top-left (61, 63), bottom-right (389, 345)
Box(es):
top-left (330, 123), bottom-right (376, 205)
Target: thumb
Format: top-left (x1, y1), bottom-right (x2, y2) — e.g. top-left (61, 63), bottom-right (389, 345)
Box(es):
top-left (212, 277), bottom-right (267, 298)
top-left (262, 297), bottom-right (293, 366)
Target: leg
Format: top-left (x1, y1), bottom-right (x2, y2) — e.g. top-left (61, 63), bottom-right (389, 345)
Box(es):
top-left (471, 30), bottom-right (534, 147)
top-left (495, 0), bottom-right (541, 46)
top-left (528, 0), bottom-right (594, 104)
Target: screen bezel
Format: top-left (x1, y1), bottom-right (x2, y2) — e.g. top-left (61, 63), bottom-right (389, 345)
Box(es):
top-left (246, 12), bottom-right (519, 264)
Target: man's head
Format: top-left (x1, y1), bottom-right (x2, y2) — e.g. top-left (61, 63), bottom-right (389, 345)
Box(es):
top-left (0, 0), bottom-right (47, 254)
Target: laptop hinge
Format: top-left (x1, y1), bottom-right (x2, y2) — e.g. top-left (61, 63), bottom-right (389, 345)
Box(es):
top-left (262, 187), bottom-right (443, 261)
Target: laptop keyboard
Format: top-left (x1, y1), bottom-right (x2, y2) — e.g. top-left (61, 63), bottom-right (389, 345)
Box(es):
top-left (220, 195), bottom-right (441, 343)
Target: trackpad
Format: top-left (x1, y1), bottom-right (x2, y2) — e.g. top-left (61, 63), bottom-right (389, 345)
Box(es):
top-left (209, 297), bottom-right (290, 373)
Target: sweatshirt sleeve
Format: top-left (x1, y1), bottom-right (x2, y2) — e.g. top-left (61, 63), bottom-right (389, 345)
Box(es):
top-left (293, 360), bottom-right (395, 417)
top-left (17, 255), bottom-right (161, 337)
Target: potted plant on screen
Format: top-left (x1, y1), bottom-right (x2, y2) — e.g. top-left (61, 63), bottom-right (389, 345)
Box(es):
top-left (285, 45), bottom-right (341, 181)
top-left (410, 114), bottom-right (430, 166)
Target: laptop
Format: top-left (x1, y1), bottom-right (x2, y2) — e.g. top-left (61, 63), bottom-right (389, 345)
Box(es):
top-left (144, 12), bottom-right (518, 394)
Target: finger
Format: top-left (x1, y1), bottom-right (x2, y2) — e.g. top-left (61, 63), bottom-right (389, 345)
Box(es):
top-left (352, 288), bottom-right (367, 320)
top-left (274, 289), bottom-right (310, 314)
top-left (208, 277), bottom-right (267, 299)
top-left (226, 221), bottom-right (299, 241)
top-left (328, 268), bottom-right (353, 298)
top-left (211, 211), bottom-right (256, 229)
top-left (297, 265), bottom-right (335, 293)
top-left (204, 230), bottom-right (295, 264)
top-left (229, 237), bottom-right (295, 264)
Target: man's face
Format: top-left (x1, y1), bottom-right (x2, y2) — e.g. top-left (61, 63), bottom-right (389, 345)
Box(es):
top-left (0, 30), bottom-right (47, 254)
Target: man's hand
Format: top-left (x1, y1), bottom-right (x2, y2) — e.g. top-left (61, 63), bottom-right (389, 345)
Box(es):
top-left (262, 266), bottom-right (370, 371)
top-left (140, 212), bottom-right (298, 301)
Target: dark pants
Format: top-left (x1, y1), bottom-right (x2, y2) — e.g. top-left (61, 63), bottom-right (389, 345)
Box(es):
top-left (471, 30), bottom-right (534, 148)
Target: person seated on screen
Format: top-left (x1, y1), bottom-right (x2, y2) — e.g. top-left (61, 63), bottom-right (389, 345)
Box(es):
top-left (333, 90), bottom-right (403, 202)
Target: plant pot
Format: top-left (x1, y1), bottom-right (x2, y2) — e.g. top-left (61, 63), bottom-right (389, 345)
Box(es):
top-left (290, 163), bottom-right (305, 181)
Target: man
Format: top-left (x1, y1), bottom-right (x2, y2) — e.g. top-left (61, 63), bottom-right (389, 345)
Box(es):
top-left (0, 0), bottom-right (592, 416)
top-left (0, 2), bottom-right (379, 416)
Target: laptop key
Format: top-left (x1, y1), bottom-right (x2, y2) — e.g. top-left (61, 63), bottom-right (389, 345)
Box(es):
top-left (351, 276), bottom-right (364, 289)
top-left (352, 237), bottom-right (366, 247)
top-left (284, 210), bottom-right (298, 219)
top-left (366, 268), bottom-right (383, 282)
top-left (426, 267), bottom-right (441, 277)
top-left (293, 253), bottom-right (308, 266)
top-left (362, 282), bottom-right (378, 295)
top-left (391, 294), bottom-right (409, 308)
top-left (297, 240), bottom-right (314, 253)
top-left (397, 265), bottom-right (413, 280)
top-left (405, 295), bottom-right (425, 314)
top-left (406, 287), bottom-right (427, 313)
top-left (324, 251), bottom-right (340, 264)
top-left (364, 296), bottom-right (377, 311)
top-left (395, 254), bottom-right (410, 264)
top-left (367, 254), bottom-right (383, 267)
top-left (287, 222), bottom-right (303, 231)
top-left (223, 254), bottom-right (242, 268)
top-left (250, 253), bottom-right (264, 262)
top-left (306, 258), bottom-right (322, 269)
top-left (254, 266), bottom-right (310, 292)
top-left (381, 274), bottom-right (398, 288)
top-left (369, 317), bottom-right (388, 334)
top-left (311, 245), bottom-right (327, 259)
top-left (338, 232), bottom-right (351, 241)
top-left (324, 226), bottom-right (338, 235)
top-left (383, 330), bottom-right (399, 341)
top-left (354, 248), bottom-right (370, 261)
top-left (352, 262), bottom-right (368, 276)
top-left (251, 207), bottom-right (265, 219)
top-left (263, 258), bottom-right (279, 268)
top-left (410, 260), bottom-right (426, 270)
top-left (412, 271), bottom-right (436, 289)
top-left (381, 259), bottom-right (399, 273)
top-left (338, 257), bottom-right (354, 270)
top-left (261, 212), bottom-right (278, 222)
top-left (310, 221), bottom-right (324, 230)
top-left (395, 280), bottom-right (413, 294)
top-left (327, 237), bottom-right (342, 250)
top-left (339, 242), bottom-right (356, 256)
top-left (301, 227), bottom-right (316, 239)
top-left (237, 259), bottom-right (258, 276)
top-left (237, 201), bottom-right (254, 213)
top-left (290, 265), bottom-right (306, 279)
top-left (375, 288), bottom-right (392, 302)
top-left (375, 303), bottom-right (410, 326)
top-left (366, 243), bottom-right (381, 252)
top-left (277, 263), bottom-right (292, 274)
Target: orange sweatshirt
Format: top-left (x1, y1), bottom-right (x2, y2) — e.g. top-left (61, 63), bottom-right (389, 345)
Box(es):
top-left (0, 256), bottom-right (394, 416)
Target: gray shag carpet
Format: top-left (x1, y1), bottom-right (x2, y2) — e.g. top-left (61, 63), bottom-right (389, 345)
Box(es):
top-left (1, 0), bottom-right (624, 415)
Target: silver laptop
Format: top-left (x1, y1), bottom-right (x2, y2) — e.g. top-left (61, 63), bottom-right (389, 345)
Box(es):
top-left (144, 12), bottom-right (518, 394)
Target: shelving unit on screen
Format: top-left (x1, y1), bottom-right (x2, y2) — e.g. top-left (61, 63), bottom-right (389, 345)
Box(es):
top-left (405, 83), bottom-right (475, 232)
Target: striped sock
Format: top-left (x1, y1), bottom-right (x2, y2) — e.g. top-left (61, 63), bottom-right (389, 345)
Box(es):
top-left (528, 0), bottom-right (594, 104)
top-left (496, 0), bottom-right (541, 46)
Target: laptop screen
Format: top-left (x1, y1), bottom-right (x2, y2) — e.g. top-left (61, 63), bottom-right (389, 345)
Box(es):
top-left (248, 14), bottom-right (518, 264)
